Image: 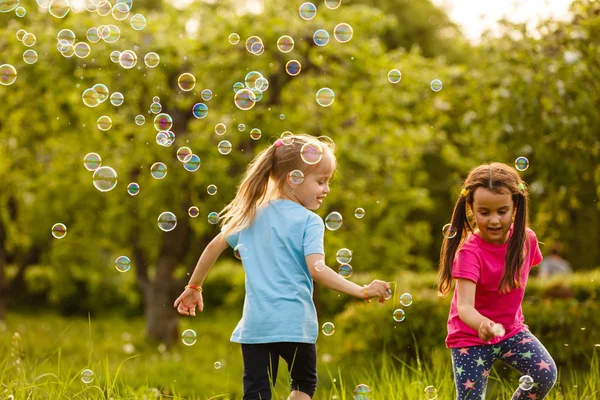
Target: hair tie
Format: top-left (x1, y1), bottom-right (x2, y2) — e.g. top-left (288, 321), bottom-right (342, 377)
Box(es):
top-left (518, 183), bottom-right (525, 192)
top-left (460, 188), bottom-right (468, 197)
top-left (274, 139), bottom-right (283, 148)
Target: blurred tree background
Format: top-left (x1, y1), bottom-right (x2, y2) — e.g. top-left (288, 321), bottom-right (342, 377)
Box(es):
top-left (0, 0), bottom-right (598, 357)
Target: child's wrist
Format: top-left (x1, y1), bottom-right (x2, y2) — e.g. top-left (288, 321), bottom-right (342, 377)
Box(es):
top-left (362, 285), bottom-right (370, 303)
top-left (185, 284), bottom-right (203, 293)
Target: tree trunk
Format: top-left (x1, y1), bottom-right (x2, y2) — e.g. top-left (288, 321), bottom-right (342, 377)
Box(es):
top-left (0, 217), bottom-right (7, 321)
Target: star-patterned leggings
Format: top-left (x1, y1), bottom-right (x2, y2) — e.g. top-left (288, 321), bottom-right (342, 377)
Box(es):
top-left (450, 331), bottom-right (557, 399)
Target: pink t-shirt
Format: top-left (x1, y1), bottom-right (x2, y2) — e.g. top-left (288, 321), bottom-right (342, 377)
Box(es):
top-left (446, 227), bottom-right (543, 348)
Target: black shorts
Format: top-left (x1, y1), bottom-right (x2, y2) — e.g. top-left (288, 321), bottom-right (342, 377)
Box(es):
top-left (241, 342), bottom-right (317, 399)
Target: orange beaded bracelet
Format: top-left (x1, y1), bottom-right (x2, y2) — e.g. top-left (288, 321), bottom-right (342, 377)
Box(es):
top-left (363, 285), bottom-right (370, 303)
top-left (185, 284), bottom-right (203, 292)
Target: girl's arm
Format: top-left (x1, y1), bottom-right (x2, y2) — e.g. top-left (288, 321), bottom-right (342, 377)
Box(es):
top-left (305, 253), bottom-right (390, 302)
top-left (173, 233), bottom-right (229, 316)
top-left (456, 278), bottom-right (495, 341)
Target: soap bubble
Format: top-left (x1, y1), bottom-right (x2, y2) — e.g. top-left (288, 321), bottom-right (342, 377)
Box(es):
top-left (325, 212), bottom-right (342, 231)
top-left (424, 385), bottom-right (438, 400)
top-left (400, 293), bottom-right (413, 307)
top-left (115, 256), bottom-right (131, 272)
top-left (519, 375), bottom-right (534, 391)
top-left (321, 322), bottom-right (335, 336)
top-left (181, 329), bottom-right (197, 346)
top-left (157, 212), bottom-right (177, 232)
top-left (388, 69), bottom-right (402, 84)
top-left (51, 223), bottom-right (67, 239)
top-left (442, 223), bottom-right (457, 239)
top-left (431, 79), bottom-right (443, 92)
top-left (80, 369), bottom-right (94, 384)
top-left (335, 248), bottom-right (352, 264)
top-left (515, 156), bottom-right (529, 171)
top-left (393, 309), bottom-right (406, 322)
top-left (92, 166), bottom-right (118, 192)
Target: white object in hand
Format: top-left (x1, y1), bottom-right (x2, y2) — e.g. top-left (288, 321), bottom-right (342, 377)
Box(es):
top-left (491, 323), bottom-right (505, 337)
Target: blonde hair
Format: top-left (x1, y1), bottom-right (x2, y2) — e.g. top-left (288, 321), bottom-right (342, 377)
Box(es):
top-left (220, 134), bottom-right (336, 236)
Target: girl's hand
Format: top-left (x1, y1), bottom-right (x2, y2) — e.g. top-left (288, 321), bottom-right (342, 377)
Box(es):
top-left (478, 319), bottom-right (495, 342)
top-left (173, 289), bottom-right (204, 316)
top-left (365, 280), bottom-right (391, 303)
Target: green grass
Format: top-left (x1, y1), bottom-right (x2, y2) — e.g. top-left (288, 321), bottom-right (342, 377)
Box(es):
top-left (0, 312), bottom-right (598, 399)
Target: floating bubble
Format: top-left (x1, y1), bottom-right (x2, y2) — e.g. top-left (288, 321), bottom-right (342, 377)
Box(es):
top-left (81, 88), bottom-right (99, 107)
top-left (388, 69), bottom-right (402, 84)
top-left (188, 206), bottom-right (200, 218)
top-left (245, 71), bottom-right (263, 89)
top-left (354, 384), bottom-right (371, 399)
top-left (314, 260), bottom-right (326, 272)
top-left (15, 5), bottom-right (25, 16)
top-left (214, 361), bottom-right (222, 369)
top-left (300, 142), bottom-right (323, 165)
top-left (135, 115), bottom-right (145, 125)
top-left (335, 248), bottom-right (352, 264)
top-left (86, 27), bottom-right (100, 43)
top-left (250, 87), bottom-right (263, 102)
top-left (115, 256), bottom-right (131, 272)
top-left (101, 25), bottom-right (121, 43)
top-left (442, 223), bottom-right (457, 239)
top-left (130, 13), bottom-right (146, 30)
top-left (289, 170), bottom-right (304, 185)
top-left (16, 29), bottom-right (27, 41)
top-left (74, 42), bottom-right (92, 58)
top-left (150, 162), bottom-right (167, 179)
top-left (153, 96), bottom-right (160, 103)
top-left (23, 49), bottom-right (38, 64)
top-left (276, 133), bottom-right (291, 147)
top-left (384, 287), bottom-right (392, 301)
top-left (214, 123), bottom-right (226, 135)
top-left (218, 140), bottom-right (232, 155)
top-left (92, 166), bottom-right (117, 192)
top-left (0, 0), bottom-right (19, 12)
top-left (313, 29), bottom-right (330, 46)
top-left (424, 386), bottom-right (438, 400)
top-left (207, 184), bottom-right (217, 195)
top-left (255, 77), bottom-right (269, 92)
top-left (316, 88), bottom-right (335, 107)
top-left (119, 50), bottom-right (137, 69)
top-left (158, 212), bottom-right (177, 232)
top-left (393, 308), bottom-right (406, 322)
top-left (156, 131), bottom-right (170, 146)
top-left (234, 244), bottom-right (249, 260)
top-left (430, 79), bottom-right (443, 92)
top-left (285, 60), bottom-right (301, 76)
top-left (400, 293), bottom-right (413, 307)
top-left (59, 43), bottom-right (75, 58)
top-left (233, 81), bottom-right (245, 93)
top-left (154, 113), bottom-right (173, 131)
top-left (0, 64), bottom-right (17, 85)
top-left (144, 52), bottom-right (160, 68)
top-left (110, 50), bottom-right (121, 63)
top-left (51, 223), bottom-right (67, 239)
top-left (515, 156), bottom-right (529, 171)
top-left (181, 329), bottom-right (197, 346)
top-left (245, 36), bottom-right (263, 54)
top-left (116, 0), bottom-right (132, 7)
top-left (80, 369), bottom-right (94, 384)
top-left (96, 0), bottom-right (110, 16)
top-left (110, 92), bottom-right (124, 106)
top-left (92, 83), bottom-right (109, 102)
top-left (48, 0), bottom-right (70, 18)
top-left (127, 182), bottom-right (139, 196)
top-left (176, 147), bottom-right (192, 162)
top-left (325, 212), bottom-right (342, 231)
top-left (250, 128), bottom-right (262, 140)
top-left (354, 208), bottom-right (365, 219)
top-left (97, 116), bottom-right (112, 131)
top-left (201, 89), bottom-right (213, 101)
top-left (338, 264), bottom-right (353, 278)
top-left (250, 41), bottom-right (264, 55)
top-left (112, 2), bottom-right (129, 20)
top-left (192, 103), bottom-right (208, 119)
top-left (299, 2), bottom-right (316, 20)
top-left (321, 322), bottom-right (335, 336)
top-left (228, 33), bottom-right (240, 45)
top-left (150, 102), bottom-right (162, 114)
top-left (178, 73), bottom-right (196, 91)
top-left (325, 0), bottom-right (341, 9)
top-left (22, 33), bottom-right (36, 47)
top-left (83, 153), bottom-right (102, 171)
top-left (333, 23), bottom-right (353, 43)
top-left (519, 375), bottom-right (534, 391)
top-left (277, 35), bottom-right (295, 53)
top-left (234, 89), bottom-right (257, 111)
top-left (184, 154), bottom-right (201, 172)
top-left (207, 211), bottom-right (219, 225)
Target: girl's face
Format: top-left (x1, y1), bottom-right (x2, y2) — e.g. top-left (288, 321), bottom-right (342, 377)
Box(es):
top-left (471, 187), bottom-right (515, 244)
top-left (285, 152), bottom-right (334, 210)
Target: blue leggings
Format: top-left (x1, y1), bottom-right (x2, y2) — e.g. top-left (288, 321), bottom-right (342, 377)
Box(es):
top-left (450, 331), bottom-right (557, 399)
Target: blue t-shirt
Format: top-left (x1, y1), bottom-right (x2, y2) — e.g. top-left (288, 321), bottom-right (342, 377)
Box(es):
top-left (225, 199), bottom-right (325, 344)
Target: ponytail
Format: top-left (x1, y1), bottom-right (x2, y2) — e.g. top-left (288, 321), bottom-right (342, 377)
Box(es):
top-left (220, 145), bottom-right (277, 237)
top-left (500, 191), bottom-right (528, 293)
top-left (438, 192), bottom-right (474, 295)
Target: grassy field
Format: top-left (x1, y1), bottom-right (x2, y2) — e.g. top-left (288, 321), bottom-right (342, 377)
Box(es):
top-left (0, 311), bottom-right (598, 399)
